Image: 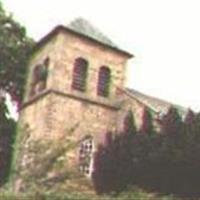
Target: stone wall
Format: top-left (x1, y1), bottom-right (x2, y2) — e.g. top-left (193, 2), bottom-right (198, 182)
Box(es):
top-left (20, 90), bottom-right (119, 141)
top-left (19, 92), bottom-right (52, 140)
top-left (52, 31), bottom-right (129, 101)
top-left (23, 35), bottom-right (59, 102)
top-left (14, 28), bottom-right (145, 189)
top-left (24, 29), bottom-right (130, 103)
top-left (18, 27), bottom-right (134, 158)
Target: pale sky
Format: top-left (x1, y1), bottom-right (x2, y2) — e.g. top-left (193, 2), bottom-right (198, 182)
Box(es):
top-left (3, 0), bottom-right (200, 111)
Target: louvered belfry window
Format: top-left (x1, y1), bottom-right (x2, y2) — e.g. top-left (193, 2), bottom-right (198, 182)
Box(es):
top-left (29, 57), bottom-right (49, 97)
top-left (97, 66), bottom-right (111, 97)
top-left (72, 58), bottom-right (88, 92)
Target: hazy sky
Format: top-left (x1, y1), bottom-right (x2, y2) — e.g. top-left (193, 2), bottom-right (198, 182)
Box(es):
top-left (3, 0), bottom-right (200, 111)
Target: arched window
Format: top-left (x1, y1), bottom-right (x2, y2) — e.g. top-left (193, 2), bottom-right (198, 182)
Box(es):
top-left (79, 136), bottom-right (94, 176)
top-left (97, 66), bottom-right (111, 97)
top-left (72, 58), bottom-right (88, 92)
top-left (29, 57), bottom-right (49, 97)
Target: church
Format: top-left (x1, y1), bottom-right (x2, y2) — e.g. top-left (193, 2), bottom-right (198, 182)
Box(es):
top-left (17, 18), bottom-right (186, 179)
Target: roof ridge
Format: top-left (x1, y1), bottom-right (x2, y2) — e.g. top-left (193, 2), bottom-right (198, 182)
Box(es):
top-left (68, 18), bottom-right (117, 48)
top-left (126, 88), bottom-right (171, 105)
top-left (125, 88), bottom-right (187, 116)
top-left (116, 87), bottom-right (158, 113)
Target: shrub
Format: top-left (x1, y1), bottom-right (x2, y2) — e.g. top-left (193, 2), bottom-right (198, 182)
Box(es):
top-left (139, 106), bottom-right (154, 135)
top-left (92, 106), bottom-right (200, 197)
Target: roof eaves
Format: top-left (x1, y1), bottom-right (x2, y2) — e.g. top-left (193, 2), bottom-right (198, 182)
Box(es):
top-left (117, 87), bottom-right (159, 114)
top-left (125, 88), bottom-right (171, 113)
top-left (125, 88), bottom-right (188, 117)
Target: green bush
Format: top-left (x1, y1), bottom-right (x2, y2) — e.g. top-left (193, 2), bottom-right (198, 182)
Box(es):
top-left (92, 107), bottom-right (200, 198)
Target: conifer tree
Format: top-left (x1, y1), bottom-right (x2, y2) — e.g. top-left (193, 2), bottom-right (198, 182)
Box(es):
top-left (193, 111), bottom-right (200, 139)
top-left (139, 106), bottom-right (154, 135)
top-left (185, 109), bottom-right (196, 125)
top-left (161, 106), bottom-right (183, 136)
top-left (123, 110), bottom-right (136, 135)
top-left (92, 132), bottom-right (118, 193)
top-left (184, 109), bottom-right (196, 140)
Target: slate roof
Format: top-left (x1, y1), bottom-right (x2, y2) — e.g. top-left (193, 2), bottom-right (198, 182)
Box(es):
top-left (68, 18), bottom-right (117, 48)
top-left (126, 88), bottom-right (188, 118)
top-left (34, 18), bottom-right (133, 58)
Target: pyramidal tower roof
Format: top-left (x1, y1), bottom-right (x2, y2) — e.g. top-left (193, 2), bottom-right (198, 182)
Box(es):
top-left (35, 18), bottom-right (133, 57)
top-left (68, 18), bottom-right (117, 48)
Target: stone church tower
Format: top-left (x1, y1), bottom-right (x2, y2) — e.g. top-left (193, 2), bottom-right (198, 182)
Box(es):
top-left (16, 18), bottom-right (180, 182)
top-left (17, 18), bottom-right (134, 176)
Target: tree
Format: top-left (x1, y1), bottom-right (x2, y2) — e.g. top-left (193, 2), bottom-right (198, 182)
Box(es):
top-left (0, 2), bottom-right (34, 106)
top-left (92, 132), bottom-right (117, 194)
top-left (0, 2), bottom-right (33, 185)
top-left (0, 96), bottom-right (16, 184)
top-left (92, 112), bottom-right (137, 194)
top-left (123, 110), bottom-right (136, 135)
top-left (193, 111), bottom-right (200, 140)
top-left (160, 106), bottom-right (183, 136)
top-left (160, 106), bottom-right (184, 160)
top-left (184, 109), bottom-right (196, 125)
top-left (184, 109), bottom-right (196, 142)
top-left (139, 106), bottom-right (154, 135)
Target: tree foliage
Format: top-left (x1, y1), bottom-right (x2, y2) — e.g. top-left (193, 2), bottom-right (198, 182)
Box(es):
top-left (161, 106), bottom-right (183, 136)
top-left (92, 106), bottom-right (200, 198)
top-left (0, 97), bottom-right (16, 185)
top-left (0, 2), bottom-right (34, 105)
top-left (139, 106), bottom-right (154, 135)
top-left (0, 1), bottom-right (34, 185)
top-left (123, 110), bottom-right (136, 134)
